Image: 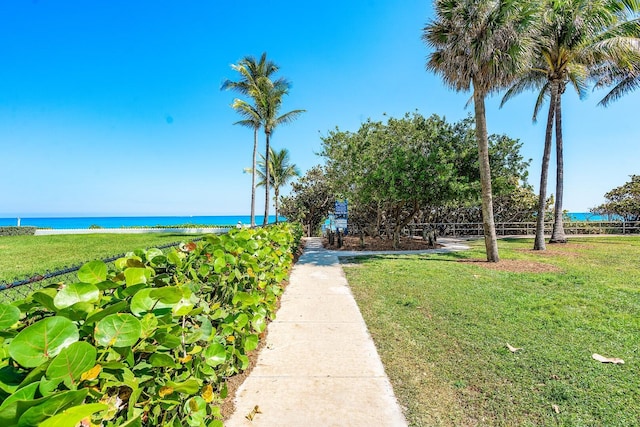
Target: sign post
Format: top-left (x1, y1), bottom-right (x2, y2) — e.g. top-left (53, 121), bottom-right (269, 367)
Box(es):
top-left (334, 200), bottom-right (348, 247)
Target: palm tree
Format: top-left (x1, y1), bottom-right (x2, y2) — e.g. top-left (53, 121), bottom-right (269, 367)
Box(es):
top-left (595, 39), bottom-right (640, 106)
top-left (423, 0), bottom-right (536, 262)
top-left (253, 78), bottom-right (305, 226)
top-left (255, 147), bottom-right (300, 223)
top-left (221, 53), bottom-right (279, 227)
top-left (502, 0), bottom-right (640, 247)
top-left (230, 100), bottom-right (262, 227)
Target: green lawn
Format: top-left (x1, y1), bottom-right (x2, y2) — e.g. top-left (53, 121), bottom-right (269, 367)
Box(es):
top-left (343, 237), bottom-right (640, 426)
top-left (0, 233), bottom-right (200, 282)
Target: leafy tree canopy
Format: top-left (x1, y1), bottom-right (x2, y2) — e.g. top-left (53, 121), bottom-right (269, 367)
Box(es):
top-left (314, 112), bottom-right (533, 239)
top-left (592, 175), bottom-right (640, 221)
top-left (280, 166), bottom-right (333, 236)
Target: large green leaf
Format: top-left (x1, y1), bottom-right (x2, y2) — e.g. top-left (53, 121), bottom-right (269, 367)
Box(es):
top-left (172, 299), bottom-right (194, 317)
top-left (0, 365), bottom-right (26, 395)
top-left (53, 283), bottom-right (99, 310)
top-left (235, 313), bottom-right (249, 329)
top-left (37, 403), bottom-right (108, 427)
top-left (145, 247), bottom-right (164, 261)
top-left (9, 317), bottom-right (79, 368)
top-left (166, 251), bottom-right (183, 267)
top-left (76, 260), bottom-right (107, 284)
top-left (251, 313), bottom-right (266, 333)
top-left (202, 343), bottom-right (227, 367)
top-left (154, 331), bottom-right (181, 349)
top-left (244, 334), bottom-right (259, 352)
top-left (94, 313), bottom-right (142, 348)
top-left (149, 353), bottom-right (178, 368)
top-left (114, 255), bottom-right (143, 271)
top-left (213, 257), bottom-right (226, 273)
top-left (130, 288), bottom-right (172, 317)
top-left (0, 382), bottom-right (39, 425)
top-left (30, 289), bottom-right (58, 312)
top-left (15, 389), bottom-right (88, 427)
top-left (45, 342), bottom-right (97, 388)
top-left (0, 303), bottom-right (20, 329)
top-left (124, 267), bottom-right (150, 287)
top-left (149, 286), bottom-right (183, 304)
top-left (166, 377), bottom-right (201, 395)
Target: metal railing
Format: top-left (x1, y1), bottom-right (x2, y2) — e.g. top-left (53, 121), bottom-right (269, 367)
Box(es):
top-left (0, 238), bottom-right (205, 303)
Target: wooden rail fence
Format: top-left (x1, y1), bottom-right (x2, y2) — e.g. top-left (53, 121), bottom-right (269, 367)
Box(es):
top-left (402, 221), bottom-right (640, 237)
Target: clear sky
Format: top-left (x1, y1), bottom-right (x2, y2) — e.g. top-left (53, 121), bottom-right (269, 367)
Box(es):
top-left (1, 0), bottom-right (638, 217)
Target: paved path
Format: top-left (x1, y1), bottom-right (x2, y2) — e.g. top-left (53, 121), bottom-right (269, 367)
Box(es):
top-left (226, 237), bottom-right (468, 427)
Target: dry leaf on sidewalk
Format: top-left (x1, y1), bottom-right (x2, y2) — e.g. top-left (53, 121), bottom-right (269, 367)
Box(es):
top-left (506, 343), bottom-right (522, 353)
top-left (592, 353), bottom-right (624, 364)
top-left (246, 405), bottom-right (262, 421)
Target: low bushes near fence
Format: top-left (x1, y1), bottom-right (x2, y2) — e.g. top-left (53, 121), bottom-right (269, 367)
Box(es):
top-left (0, 227), bottom-right (36, 237)
top-left (0, 222), bottom-right (302, 427)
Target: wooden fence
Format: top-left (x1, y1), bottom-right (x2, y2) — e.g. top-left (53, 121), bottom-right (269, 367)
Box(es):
top-left (402, 221), bottom-right (640, 238)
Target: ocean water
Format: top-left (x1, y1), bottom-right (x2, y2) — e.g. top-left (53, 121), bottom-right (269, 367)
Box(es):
top-left (566, 212), bottom-right (622, 221)
top-left (0, 215), bottom-right (282, 229)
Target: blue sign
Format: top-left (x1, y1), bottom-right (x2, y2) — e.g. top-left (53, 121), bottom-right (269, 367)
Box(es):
top-left (335, 201), bottom-right (348, 216)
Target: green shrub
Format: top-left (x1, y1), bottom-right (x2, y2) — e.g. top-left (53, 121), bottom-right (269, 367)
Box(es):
top-left (0, 223), bottom-right (299, 426)
top-left (0, 227), bottom-right (36, 237)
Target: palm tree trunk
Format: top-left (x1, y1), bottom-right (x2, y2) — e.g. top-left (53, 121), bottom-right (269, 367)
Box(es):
top-left (534, 82), bottom-right (559, 250)
top-left (550, 91), bottom-right (567, 243)
top-left (274, 188), bottom-right (280, 224)
top-left (250, 127), bottom-right (258, 227)
top-left (473, 86), bottom-right (500, 262)
top-left (263, 132), bottom-right (271, 226)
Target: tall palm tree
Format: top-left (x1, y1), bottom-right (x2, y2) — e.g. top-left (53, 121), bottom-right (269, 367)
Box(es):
top-left (230, 99), bottom-right (262, 227)
top-left (502, 0), bottom-right (640, 247)
top-left (423, 0), bottom-right (536, 262)
top-left (253, 78), bottom-right (305, 226)
top-left (221, 53), bottom-right (279, 227)
top-left (255, 147), bottom-right (300, 223)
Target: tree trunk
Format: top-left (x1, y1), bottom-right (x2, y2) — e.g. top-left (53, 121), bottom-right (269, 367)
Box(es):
top-left (274, 188), bottom-right (280, 224)
top-left (550, 91), bottom-right (567, 243)
top-left (263, 132), bottom-right (271, 226)
top-left (534, 81), bottom-right (558, 250)
top-left (375, 203), bottom-right (382, 238)
top-left (473, 87), bottom-right (500, 262)
top-left (250, 127), bottom-right (258, 227)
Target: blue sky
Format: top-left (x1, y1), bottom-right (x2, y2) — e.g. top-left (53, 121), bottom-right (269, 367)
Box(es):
top-left (1, 0), bottom-right (638, 217)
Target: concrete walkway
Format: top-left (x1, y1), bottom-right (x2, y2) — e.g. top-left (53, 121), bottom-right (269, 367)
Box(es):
top-left (226, 237), bottom-right (468, 427)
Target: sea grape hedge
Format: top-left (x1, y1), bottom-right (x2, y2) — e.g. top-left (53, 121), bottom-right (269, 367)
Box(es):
top-left (0, 227), bottom-right (37, 237)
top-left (0, 222), bottom-right (302, 427)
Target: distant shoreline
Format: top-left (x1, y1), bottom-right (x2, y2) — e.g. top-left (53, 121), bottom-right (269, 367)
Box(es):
top-left (0, 215), bottom-right (283, 229)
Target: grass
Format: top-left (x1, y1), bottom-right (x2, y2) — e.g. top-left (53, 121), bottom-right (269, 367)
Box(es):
top-left (0, 233), bottom-right (200, 282)
top-left (342, 237), bottom-right (640, 426)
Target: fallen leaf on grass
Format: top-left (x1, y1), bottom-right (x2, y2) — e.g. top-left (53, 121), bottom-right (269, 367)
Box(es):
top-left (552, 404), bottom-right (560, 414)
top-left (592, 353), bottom-right (624, 364)
top-left (246, 405), bottom-right (262, 421)
top-left (506, 343), bottom-right (522, 353)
